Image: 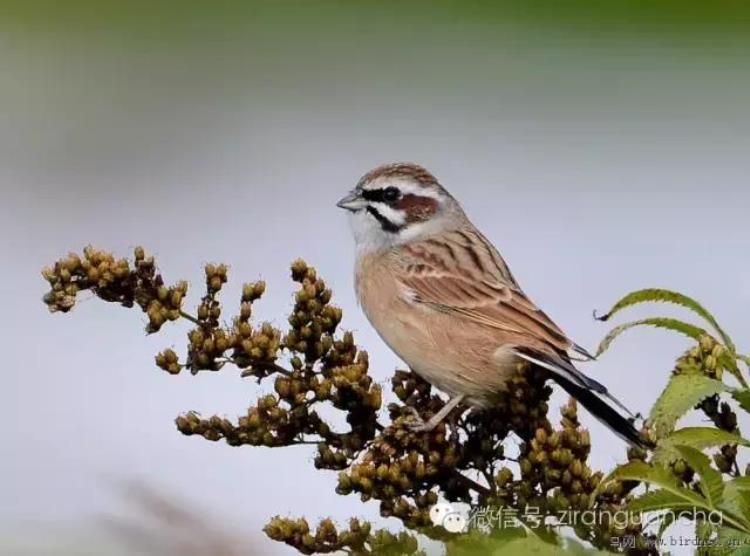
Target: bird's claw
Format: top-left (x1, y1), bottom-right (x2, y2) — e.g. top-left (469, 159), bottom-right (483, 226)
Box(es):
top-left (407, 421), bottom-right (434, 433)
top-left (403, 407), bottom-right (425, 429)
top-left (403, 407), bottom-right (437, 432)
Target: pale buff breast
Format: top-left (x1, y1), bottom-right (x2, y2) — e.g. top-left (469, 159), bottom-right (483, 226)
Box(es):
top-left (355, 251), bottom-right (519, 405)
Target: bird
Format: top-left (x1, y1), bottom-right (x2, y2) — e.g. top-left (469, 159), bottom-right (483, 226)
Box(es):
top-left (336, 162), bottom-right (647, 448)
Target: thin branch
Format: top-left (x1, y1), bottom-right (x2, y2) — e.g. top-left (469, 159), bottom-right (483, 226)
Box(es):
top-left (234, 361), bottom-right (293, 378)
top-left (453, 470), bottom-right (492, 498)
top-left (481, 469), bottom-right (496, 493)
top-left (179, 310), bottom-right (201, 325)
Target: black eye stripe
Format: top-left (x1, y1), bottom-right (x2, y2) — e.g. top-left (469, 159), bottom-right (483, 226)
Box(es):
top-left (361, 187), bottom-right (401, 204)
top-left (366, 206), bottom-right (403, 234)
top-left (361, 189), bottom-right (384, 202)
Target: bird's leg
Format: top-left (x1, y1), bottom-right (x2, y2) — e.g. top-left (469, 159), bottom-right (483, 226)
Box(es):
top-left (407, 394), bottom-right (466, 432)
top-left (403, 406), bottom-right (423, 424)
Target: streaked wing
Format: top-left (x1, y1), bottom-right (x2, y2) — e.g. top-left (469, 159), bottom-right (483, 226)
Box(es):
top-left (397, 228), bottom-right (618, 401)
top-left (398, 228), bottom-right (572, 353)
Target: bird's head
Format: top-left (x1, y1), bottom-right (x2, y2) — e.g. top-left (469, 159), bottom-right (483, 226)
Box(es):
top-left (337, 163), bottom-right (464, 254)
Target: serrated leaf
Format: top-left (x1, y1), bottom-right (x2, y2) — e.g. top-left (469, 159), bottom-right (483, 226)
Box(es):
top-left (650, 375), bottom-right (727, 439)
top-left (669, 428), bottom-right (749, 450)
top-left (595, 288), bottom-right (734, 351)
top-left (652, 428), bottom-right (750, 465)
top-left (559, 538), bottom-right (614, 555)
top-left (490, 536), bottom-right (610, 556)
top-left (490, 536), bottom-right (560, 556)
top-left (595, 317), bottom-right (708, 357)
top-left (450, 526), bottom-right (527, 555)
top-left (629, 489), bottom-right (702, 513)
top-left (696, 519), bottom-right (715, 543)
top-left (610, 461), bottom-right (704, 503)
top-left (675, 445), bottom-right (724, 506)
top-left (733, 389), bottom-right (750, 414)
top-left (713, 526), bottom-right (750, 556)
top-left (728, 477), bottom-right (750, 491)
top-left (656, 510), bottom-right (679, 538)
top-left (722, 480), bottom-right (750, 527)
top-left (609, 461), bottom-right (750, 535)
top-left (720, 352), bottom-right (749, 389)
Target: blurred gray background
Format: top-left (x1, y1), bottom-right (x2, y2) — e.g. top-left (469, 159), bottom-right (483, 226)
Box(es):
top-left (2, 1), bottom-right (749, 553)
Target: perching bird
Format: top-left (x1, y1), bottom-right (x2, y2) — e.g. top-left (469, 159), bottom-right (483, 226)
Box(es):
top-left (337, 162), bottom-right (646, 448)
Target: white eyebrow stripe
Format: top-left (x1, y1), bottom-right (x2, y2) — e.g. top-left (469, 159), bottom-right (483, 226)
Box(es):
top-left (394, 181), bottom-right (442, 200)
top-left (369, 202), bottom-right (406, 225)
top-left (362, 177), bottom-right (443, 201)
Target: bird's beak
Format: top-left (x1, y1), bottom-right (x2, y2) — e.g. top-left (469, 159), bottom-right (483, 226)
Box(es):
top-left (336, 190), bottom-right (366, 212)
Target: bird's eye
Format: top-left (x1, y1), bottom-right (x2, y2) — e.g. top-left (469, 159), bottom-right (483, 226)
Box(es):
top-left (383, 187), bottom-right (401, 203)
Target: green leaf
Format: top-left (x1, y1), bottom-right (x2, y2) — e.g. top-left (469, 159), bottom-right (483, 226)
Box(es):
top-left (675, 445), bottom-right (724, 506)
top-left (559, 538), bottom-right (614, 556)
top-left (722, 479), bottom-right (750, 527)
top-left (650, 375), bottom-right (727, 439)
top-left (713, 526), bottom-right (750, 556)
top-left (450, 526), bottom-right (527, 555)
top-left (609, 461), bottom-right (705, 506)
top-left (629, 489), bottom-right (703, 513)
top-left (610, 461), bottom-right (750, 535)
top-left (491, 537), bottom-right (559, 555)
top-left (595, 317), bottom-right (708, 357)
top-left (652, 428), bottom-right (750, 465)
top-left (656, 510), bottom-right (679, 538)
top-left (667, 428), bottom-right (749, 450)
top-left (600, 461), bottom-right (750, 536)
top-left (491, 538), bottom-right (558, 555)
top-left (728, 477), bottom-right (750, 491)
top-left (696, 519), bottom-right (715, 544)
top-left (595, 288), bottom-right (735, 351)
top-left (720, 352), bottom-right (749, 389)
top-left (733, 389), bottom-right (750, 414)
top-left (490, 536), bottom-right (611, 556)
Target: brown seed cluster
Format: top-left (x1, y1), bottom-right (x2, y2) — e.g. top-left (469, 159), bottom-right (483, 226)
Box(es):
top-left (463, 363), bottom-right (552, 447)
top-left (500, 399), bottom-right (645, 548)
top-left (335, 365), bottom-right (556, 539)
top-left (187, 262), bottom-right (278, 374)
top-left (155, 348), bottom-right (181, 375)
top-left (42, 247), bottom-right (130, 312)
top-left (42, 246), bottom-right (187, 333)
top-left (43, 246), bottom-right (655, 554)
top-left (674, 334), bottom-right (740, 477)
top-left (264, 516), bottom-right (422, 555)
top-left (675, 334), bottom-right (728, 380)
top-left (174, 261), bottom-right (380, 457)
top-left (284, 259), bottom-right (343, 362)
top-left (516, 400), bottom-right (598, 509)
top-left (336, 414), bottom-right (448, 530)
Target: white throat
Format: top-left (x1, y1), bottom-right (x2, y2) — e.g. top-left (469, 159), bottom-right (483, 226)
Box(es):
top-left (347, 209), bottom-right (451, 258)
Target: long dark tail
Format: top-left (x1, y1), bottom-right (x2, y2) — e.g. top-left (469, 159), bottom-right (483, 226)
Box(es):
top-left (552, 374), bottom-right (650, 449)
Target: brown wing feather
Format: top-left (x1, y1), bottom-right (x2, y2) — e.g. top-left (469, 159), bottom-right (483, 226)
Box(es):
top-left (398, 228), bottom-right (572, 354)
top-left (396, 226), bottom-right (639, 435)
